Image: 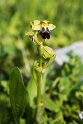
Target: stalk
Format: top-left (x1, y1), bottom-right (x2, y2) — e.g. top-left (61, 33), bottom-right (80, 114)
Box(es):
top-left (37, 72), bottom-right (41, 106)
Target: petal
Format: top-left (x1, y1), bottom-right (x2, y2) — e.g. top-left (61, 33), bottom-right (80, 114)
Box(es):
top-left (31, 20), bottom-right (41, 30)
top-left (48, 24), bottom-right (56, 30)
top-left (31, 20), bottom-right (40, 25)
top-left (31, 25), bottom-right (41, 30)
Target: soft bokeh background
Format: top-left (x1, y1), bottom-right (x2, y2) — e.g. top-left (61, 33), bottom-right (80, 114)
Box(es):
top-left (0, 0), bottom-right (83, 124)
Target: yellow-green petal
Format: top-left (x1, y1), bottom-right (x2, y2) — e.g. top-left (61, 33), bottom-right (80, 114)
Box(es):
top-left (48, 24), bottom-right (56, 30)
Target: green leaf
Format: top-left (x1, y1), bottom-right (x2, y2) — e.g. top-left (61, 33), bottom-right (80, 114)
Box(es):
top-left (27, 78), bottom-right (37, 107)
top-left (9, 67), bottom-right (28, 124)
top-left (42, 94), bottom-right (57, 112)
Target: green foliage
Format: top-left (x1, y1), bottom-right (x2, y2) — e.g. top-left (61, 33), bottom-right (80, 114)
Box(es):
top-left (45, 53), bottom-right (83, 124)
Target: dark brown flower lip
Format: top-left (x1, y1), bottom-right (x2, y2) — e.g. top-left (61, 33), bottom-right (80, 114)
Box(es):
top-left (40, 27), bottom-right (50, 39)
top-left (41, 32), bottom-right (50, 39)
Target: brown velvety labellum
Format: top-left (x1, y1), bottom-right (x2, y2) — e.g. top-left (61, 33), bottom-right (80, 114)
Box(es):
top-left (40, 27), bottom-right (50, 39)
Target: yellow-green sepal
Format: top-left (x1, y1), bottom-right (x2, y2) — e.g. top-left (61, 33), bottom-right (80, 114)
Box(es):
top-left (43, 46), bottom-right (53, 59)
top-left (43, 54), bottom-right (56, 69)
top-left (39, 45), bottom-right (53, 59)
top-left (34, 60), bottom-right (43, 72)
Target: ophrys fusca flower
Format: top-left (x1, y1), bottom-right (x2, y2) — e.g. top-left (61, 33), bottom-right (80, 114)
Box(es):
top-left (26, 20), bottom-right (56, 72)
top-left (31, 20), bottom-right (56, 39)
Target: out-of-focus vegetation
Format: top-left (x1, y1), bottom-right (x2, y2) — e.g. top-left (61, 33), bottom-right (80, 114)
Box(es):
top-left (0, 0), bottom-right (83, 124)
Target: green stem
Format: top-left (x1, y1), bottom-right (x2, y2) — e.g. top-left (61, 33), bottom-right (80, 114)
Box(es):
top-left (35, 72), bottom-right (42, 124)
top-left (37, 72), bottom-right (41, 106)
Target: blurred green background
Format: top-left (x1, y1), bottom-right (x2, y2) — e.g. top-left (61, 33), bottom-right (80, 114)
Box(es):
top-left (0, 0), bottom-right (83, 124)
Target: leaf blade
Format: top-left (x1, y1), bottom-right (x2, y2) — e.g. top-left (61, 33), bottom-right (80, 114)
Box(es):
top-left (9, 67), bottom-right (28, 123)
